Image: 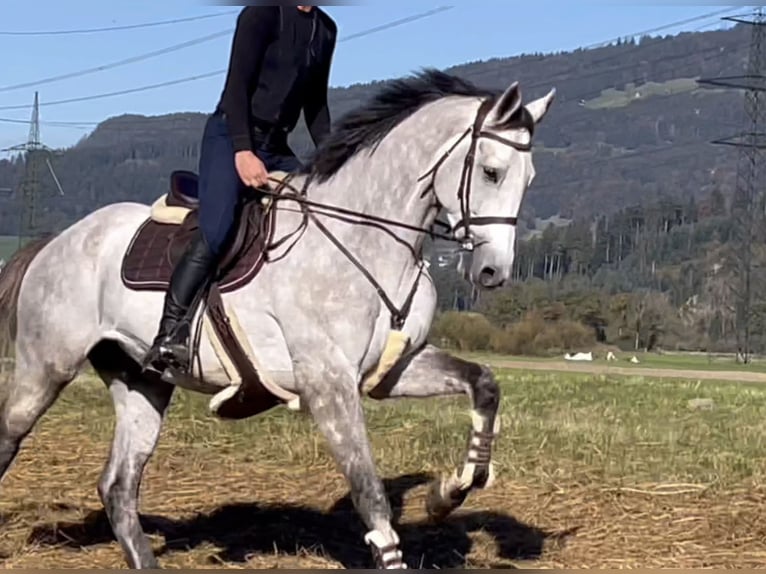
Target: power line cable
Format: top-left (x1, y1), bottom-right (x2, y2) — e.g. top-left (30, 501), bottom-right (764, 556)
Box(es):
top-left (0, 29), bottom-right (233, 93)
top-left (468, 5), bottom-right (737, 80)
top-left (339, 5), bottom-right (453, 41)
top-left (0, 11), bottom-right (238, 36)
top-left (0, 30), bottom-right (734, 115)
top-left (0, 6), bottom-right (732, 111)
top-left (0, 5), bottom-right (455, 111)
top-left (1, 5), bottom-right (721, 100)
top-left (452, 13), bottom-right (745, 141)
top-left (0, 6), bottom-right (455, 94)
top-left (467, 9), bottom-right (739, 88)
top-left (542, 45), bottom-right (748, 131)
top-left (0, 6), bottom-right (743, 134)
top-left (445, 30), bottom-right (750, 197)
top-left (0, 7), bottom-right (743, 131)
top-left (0, 29), bottom-right (742, 129)
top-left (0, 70), bottom-right (224, 111)
top-left (587, 5), bottom-right (738, 46)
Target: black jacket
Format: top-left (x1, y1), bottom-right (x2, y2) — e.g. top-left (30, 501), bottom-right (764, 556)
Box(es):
top-left (217, 6), bottom-right (337, 153)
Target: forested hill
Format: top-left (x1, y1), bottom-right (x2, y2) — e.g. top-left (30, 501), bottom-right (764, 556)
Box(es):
top-left (0, 22), bottom-right (749, 239)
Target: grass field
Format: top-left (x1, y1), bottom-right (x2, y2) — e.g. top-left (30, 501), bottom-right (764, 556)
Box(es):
top-left (1, 366), bottom-right (765, 568)
top-left (462, 349), bottom-right (766, 375)
top-left (581, 77), bottom-right (705, 109)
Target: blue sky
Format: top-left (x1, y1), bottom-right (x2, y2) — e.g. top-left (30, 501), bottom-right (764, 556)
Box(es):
top-left (0, 1), bottom-right (746, 151)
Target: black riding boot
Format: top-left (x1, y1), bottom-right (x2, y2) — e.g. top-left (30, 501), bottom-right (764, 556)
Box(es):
top-left (143, 231), bottom-right (219, 373)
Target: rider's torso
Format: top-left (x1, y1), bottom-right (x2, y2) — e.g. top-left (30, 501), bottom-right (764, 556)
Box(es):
top-left (250, 8), bottom-right (323, 132)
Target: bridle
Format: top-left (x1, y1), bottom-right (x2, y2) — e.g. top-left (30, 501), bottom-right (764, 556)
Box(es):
top-left (258, 95), bottom-right (535, 328)
top-left (416, 96), bottom-right (533, 251)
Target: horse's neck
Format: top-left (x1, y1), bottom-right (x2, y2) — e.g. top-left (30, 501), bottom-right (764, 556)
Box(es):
top-left (307, 168), bottom-right (432, 254)
top-left (308, 99), bottom-right (473, 260)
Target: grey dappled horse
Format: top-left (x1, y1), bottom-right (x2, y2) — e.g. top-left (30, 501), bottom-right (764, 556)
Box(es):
top-left (0, 70), bottom-right (554, 569)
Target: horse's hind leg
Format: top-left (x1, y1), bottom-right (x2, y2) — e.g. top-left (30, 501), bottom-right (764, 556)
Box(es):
top-left (0, 354), bottom-right (78, 481)
top-left (368, 343), bottom-right (501, 522)
top-left (89, 342), bottom-right (174, 569)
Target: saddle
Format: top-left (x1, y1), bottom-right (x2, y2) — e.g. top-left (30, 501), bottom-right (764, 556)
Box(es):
top-left (122, 170), bottom-right (278, 293)
top-left (121, 169), bottom-right (285, 418)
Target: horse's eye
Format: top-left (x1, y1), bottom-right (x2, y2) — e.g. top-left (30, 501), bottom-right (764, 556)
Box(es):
top-left (482, 166), bottom-right (499, 183)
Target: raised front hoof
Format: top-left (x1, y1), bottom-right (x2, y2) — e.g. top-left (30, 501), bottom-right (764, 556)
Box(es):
top-left (425, 476), bottom-right (468, 523)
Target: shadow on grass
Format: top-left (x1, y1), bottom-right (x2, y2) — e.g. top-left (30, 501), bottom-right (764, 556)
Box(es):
top-left (25, 473), bottom-right (576, 568)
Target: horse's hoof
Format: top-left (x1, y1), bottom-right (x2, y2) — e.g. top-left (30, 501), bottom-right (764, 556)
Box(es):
top-left (425, 476), bottom-right (467, 523)
top-left (365, 529), bottom-right (407, 569)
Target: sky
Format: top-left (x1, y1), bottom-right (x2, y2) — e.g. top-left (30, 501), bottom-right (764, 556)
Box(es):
top-left (0, 1), bottom-right (750, 152)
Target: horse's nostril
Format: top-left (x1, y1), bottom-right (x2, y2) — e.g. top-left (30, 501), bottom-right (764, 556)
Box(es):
top-left (478, 267), bottom-right (497, 287)
top-left (478, 266), bottom-right (505, 288)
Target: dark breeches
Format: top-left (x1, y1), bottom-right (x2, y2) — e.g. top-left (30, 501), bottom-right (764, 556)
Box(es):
top-left (197, 112), bottom-right (303, 256)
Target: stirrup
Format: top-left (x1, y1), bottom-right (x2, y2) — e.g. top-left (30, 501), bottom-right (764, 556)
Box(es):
top-left (141, 333), bottom-right (190, 373)
top-left (140, 342), bottom-right (166, 372)
top-left (156, 339), bottom-right (191, 371)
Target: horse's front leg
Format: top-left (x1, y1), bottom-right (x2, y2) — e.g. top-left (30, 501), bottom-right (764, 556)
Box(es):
top-left (368, 343), bottom-right (500, 522)
top-left (293, 347), bottom-right (407, 569)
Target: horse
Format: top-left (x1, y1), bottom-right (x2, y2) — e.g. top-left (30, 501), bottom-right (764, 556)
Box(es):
top-left (0, 69), bottom-right (555, 569)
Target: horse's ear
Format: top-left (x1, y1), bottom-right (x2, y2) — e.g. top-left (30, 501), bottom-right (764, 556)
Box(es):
top-left (488, 81), bottom-right (522, 126)
top-left (526, 88), bottom-right (556, 125)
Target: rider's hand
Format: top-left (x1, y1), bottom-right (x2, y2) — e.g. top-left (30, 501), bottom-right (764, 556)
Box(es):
top-left (235, 150), bottom-right (269, 188)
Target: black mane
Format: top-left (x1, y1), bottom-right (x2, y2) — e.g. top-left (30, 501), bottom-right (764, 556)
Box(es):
top-left (305, 68), bottom-right (498, 183)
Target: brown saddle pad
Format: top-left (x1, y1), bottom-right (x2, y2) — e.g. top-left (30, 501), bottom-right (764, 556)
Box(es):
top-left (121, 171), bottom-right (276, 294)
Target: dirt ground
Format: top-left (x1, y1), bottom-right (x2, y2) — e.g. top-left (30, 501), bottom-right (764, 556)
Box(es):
top-left (0, 420), bottom-right (765, 568)
top-left (1, 369), bottom-right (765, 569)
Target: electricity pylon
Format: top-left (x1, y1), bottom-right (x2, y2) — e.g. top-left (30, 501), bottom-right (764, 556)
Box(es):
top-left (0, 92), bottom-right (64, 248)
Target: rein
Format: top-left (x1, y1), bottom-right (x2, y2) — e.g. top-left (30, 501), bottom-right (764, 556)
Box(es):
top-left (255, 96), bottom-right (533, 329)
top-left (257, 175), bottom-right (425, 329)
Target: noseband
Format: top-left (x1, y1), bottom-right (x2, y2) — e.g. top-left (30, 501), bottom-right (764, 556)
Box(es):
top-left (417, 97), bottom-right (533, 251)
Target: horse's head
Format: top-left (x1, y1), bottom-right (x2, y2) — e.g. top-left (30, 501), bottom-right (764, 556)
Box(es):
top-left (427, 81), bottom-right (555, 289)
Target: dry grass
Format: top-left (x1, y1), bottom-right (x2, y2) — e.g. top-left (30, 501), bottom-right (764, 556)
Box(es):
top-left (1, 369), bottom-right (766, 568)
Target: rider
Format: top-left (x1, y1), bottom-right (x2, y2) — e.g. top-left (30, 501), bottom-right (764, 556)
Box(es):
top-left (143, 5), bottom-right (337, 373)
